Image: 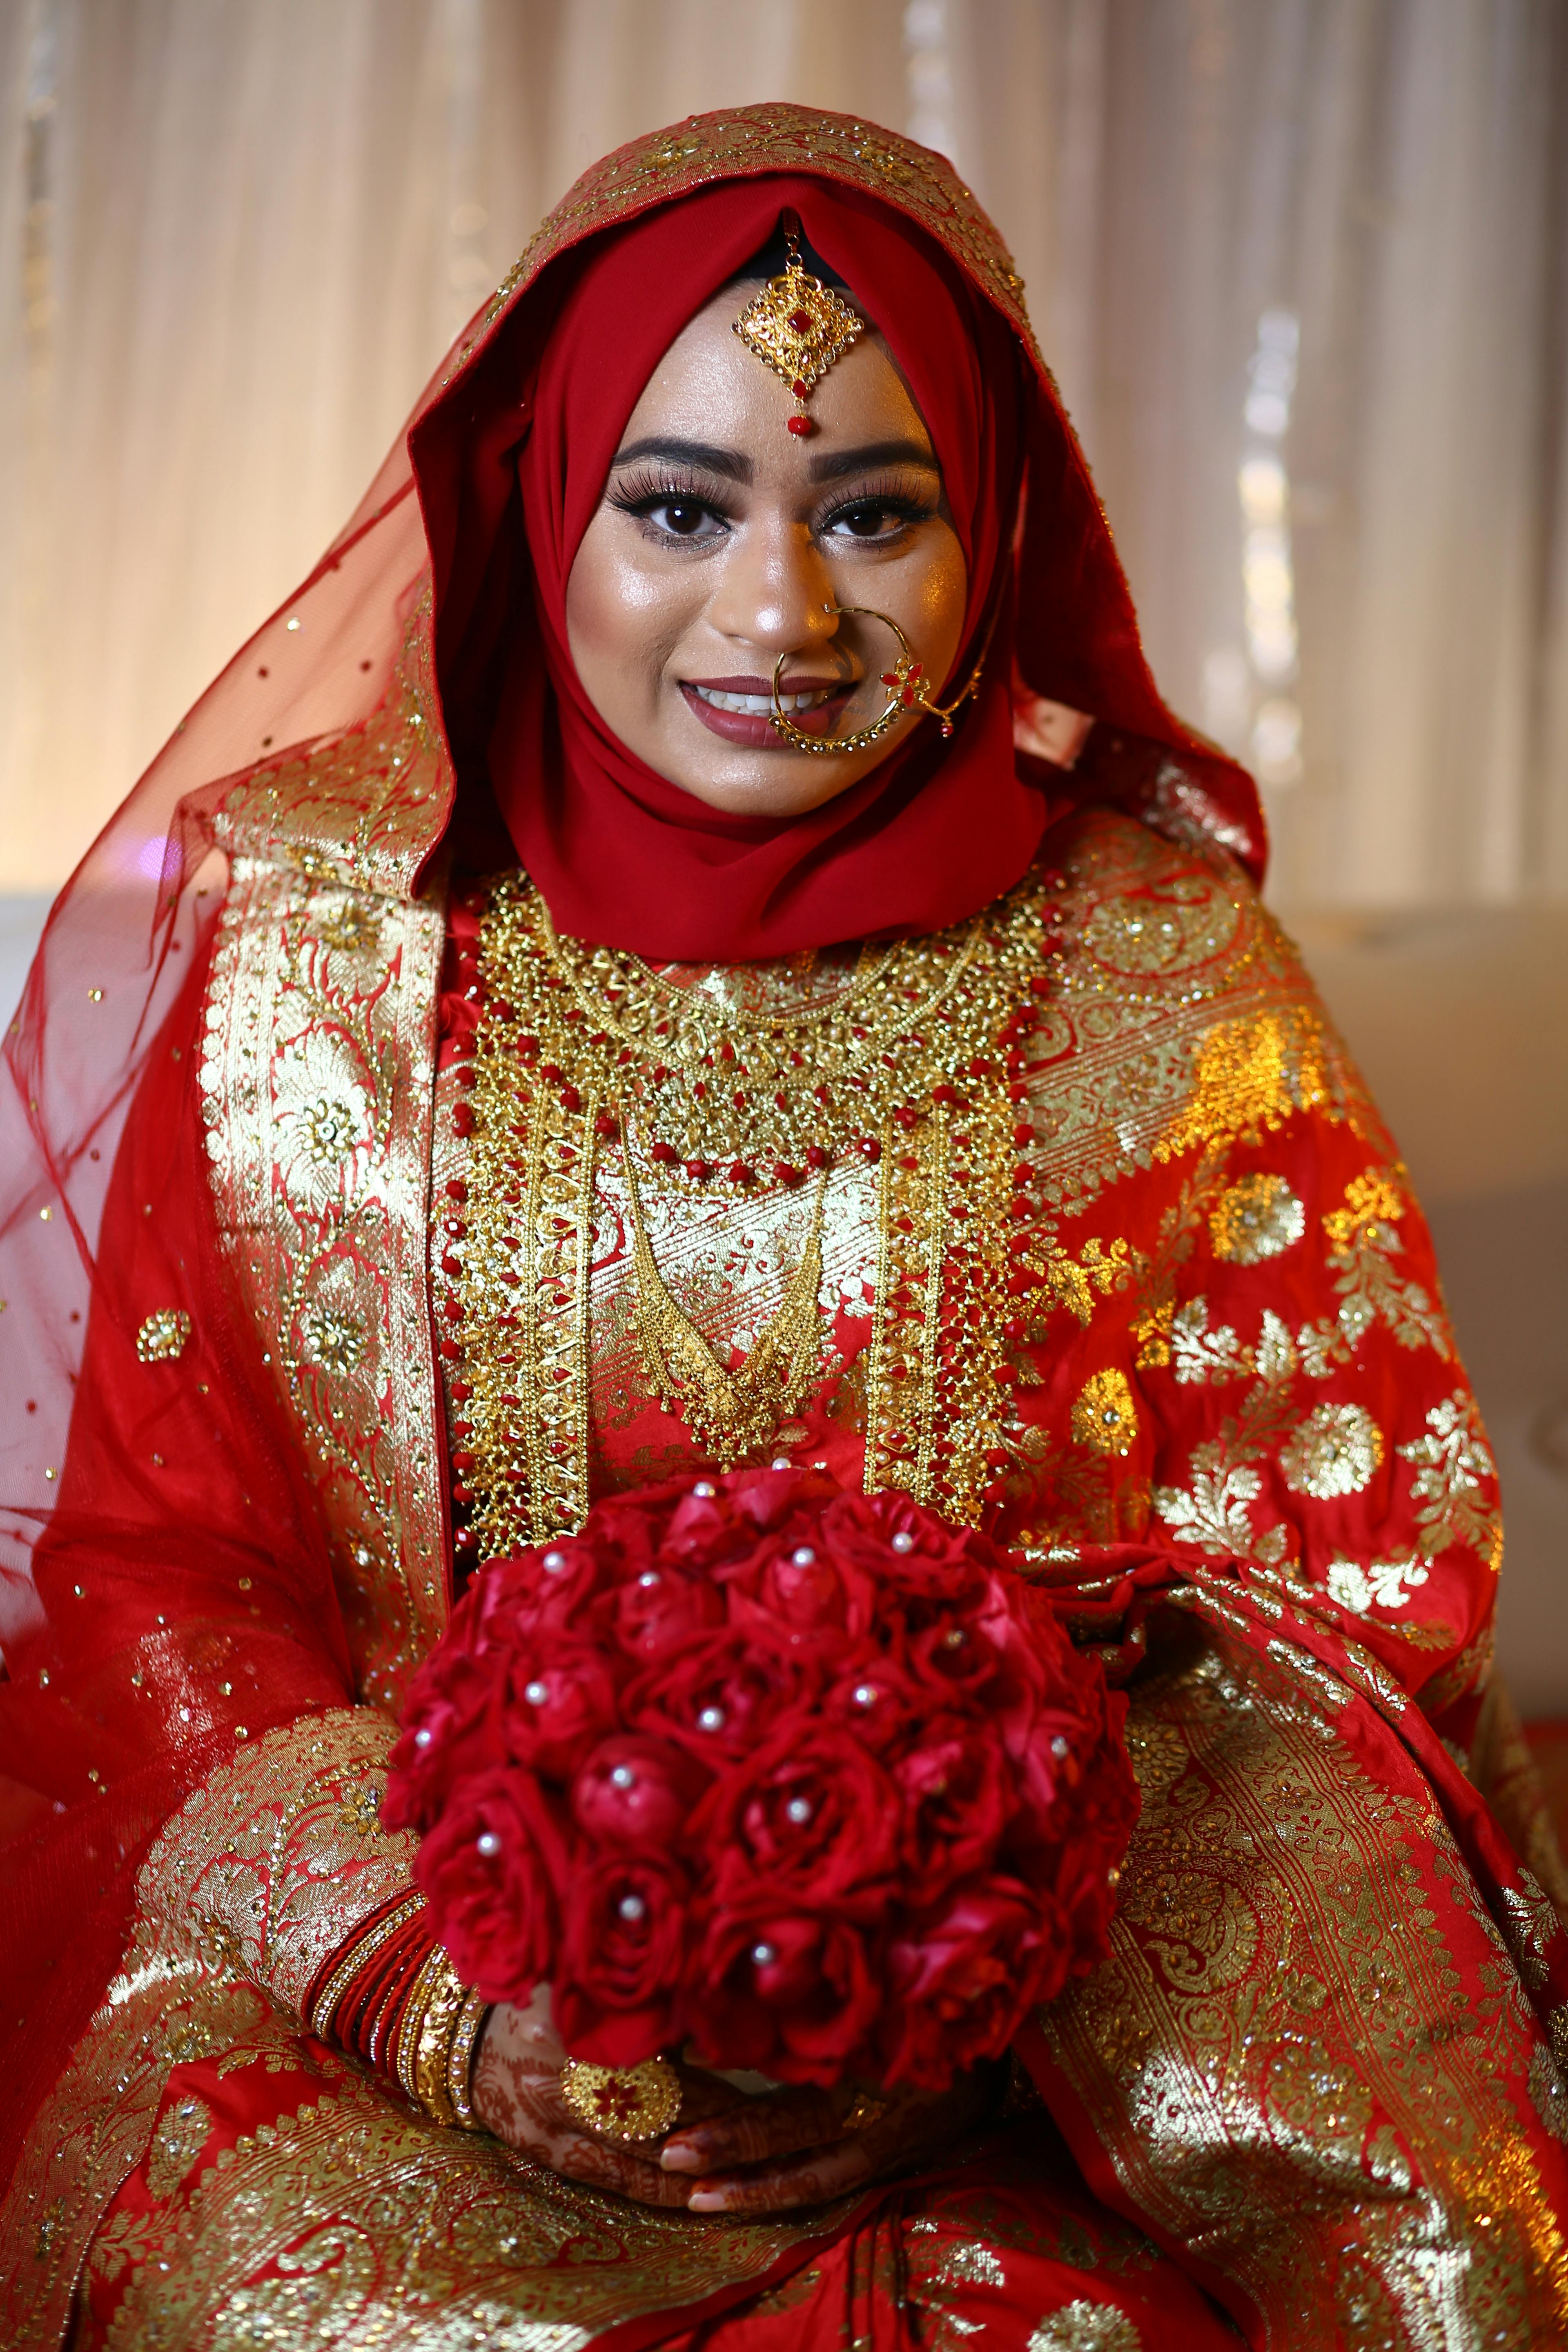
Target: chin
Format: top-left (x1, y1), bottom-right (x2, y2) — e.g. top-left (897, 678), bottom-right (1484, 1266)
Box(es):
top-left (659, 757), bottom-right (873, 818)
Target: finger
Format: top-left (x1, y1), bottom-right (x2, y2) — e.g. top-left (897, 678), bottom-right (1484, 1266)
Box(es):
top-left (686, 2133), bottom-right (874, 2214)
top-left (555, 2136), bottom-right (699, 2209)
top-left (663, 2082), bottom-right (846, 2173)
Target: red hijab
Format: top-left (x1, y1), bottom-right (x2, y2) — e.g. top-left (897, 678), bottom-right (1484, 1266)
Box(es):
top-left (486, 178), bottom-right (1049, 962)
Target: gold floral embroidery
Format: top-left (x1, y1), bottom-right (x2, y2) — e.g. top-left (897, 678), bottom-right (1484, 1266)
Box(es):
top-left (136, 1709), bottom-right (417, 2022)
top-left (1036, 1624), bottom-right (1568, 2343)
top-left (1208, 1170), bottom-right (1305, 1263)
top-left (1026, 2305), bottom-right (1143, 2352)
top-left (101, 2071), bottom-right (862, 2352)
top-left (201, 646), bottom-right (450, 1711)
top-left (1399, 1390), bottom-right (1504, 1572)
top-left (1072, 1371), bottom-right (1140, 1456)
top-left (1279, 1401), bottom-right (1385, 1499)
top-left (143, 2092), bottom-right (215, 2201)
top-left (1323, 1167), bottom-right (1454, 1358)
top-left (1325, 1553), bottom-right (1429, 1616)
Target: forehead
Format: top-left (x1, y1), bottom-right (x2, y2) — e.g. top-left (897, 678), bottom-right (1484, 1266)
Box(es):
top-left (614, 282), bottom-right (935, 468)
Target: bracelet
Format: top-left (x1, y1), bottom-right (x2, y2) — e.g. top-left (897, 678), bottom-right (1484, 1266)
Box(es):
top-left (447, 1986), bottom-right (491, 2129)
top-left (397, 1943), bottom-right (490, 2131)
top-left (307, 1890), bottom-right (425, 2040)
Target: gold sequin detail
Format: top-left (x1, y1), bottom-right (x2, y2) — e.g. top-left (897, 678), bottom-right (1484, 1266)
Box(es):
top-left (1072, 1371), bottom-right (1140, 1457)
top-left (1026, 2303), bottom-right (1144, 2352)
top-left (1208, 1172), bottom-right (1305, 1263)
top-left (1280, 1401), bottom-right (1384, 1499)
top-left (136, 1308), bottom-right (192, 1363)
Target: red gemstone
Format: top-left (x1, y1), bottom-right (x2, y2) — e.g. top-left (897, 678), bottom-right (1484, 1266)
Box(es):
top-left (786, 415), bottom-right (812, 436)
top-left (788, 308), bottom-right (814, 332)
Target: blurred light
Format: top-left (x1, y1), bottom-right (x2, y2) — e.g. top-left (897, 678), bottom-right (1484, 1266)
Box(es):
top-left (1230, 309), bottom-right (1305, 771)
top-left (136, 836), bottom-right (167, 882)
top-left (1252, 697), bottom-right (1304, 786)
top-left (450, 201), bottom-right (488, 238)
top-left (1238, 456), bottom-right (1286, 525)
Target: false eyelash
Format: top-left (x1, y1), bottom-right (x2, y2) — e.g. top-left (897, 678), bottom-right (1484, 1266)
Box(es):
top-left (814, 470), bottom-right (940, 532)
top-left (606, 466), bottom-right (735, 519)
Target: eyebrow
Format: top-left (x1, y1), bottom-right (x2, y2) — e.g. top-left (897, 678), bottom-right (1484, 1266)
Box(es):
top-left (605, 434), bottom-right (942, 486)
top-left (608, 437), bottom-right (753, 482)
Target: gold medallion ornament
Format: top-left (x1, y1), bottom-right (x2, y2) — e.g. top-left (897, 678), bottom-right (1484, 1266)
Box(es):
top-left (560, 2055), bottom-right (683, 2141)
top-left (733, 212), bottom-right (865, 435)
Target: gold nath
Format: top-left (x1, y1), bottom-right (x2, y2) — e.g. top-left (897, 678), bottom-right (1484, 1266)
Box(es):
top-left (732, 214), bottom-right (865, 435)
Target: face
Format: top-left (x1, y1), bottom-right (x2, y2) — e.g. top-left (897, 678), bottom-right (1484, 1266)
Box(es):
top-left (565, 284), bottom-right (969, 817)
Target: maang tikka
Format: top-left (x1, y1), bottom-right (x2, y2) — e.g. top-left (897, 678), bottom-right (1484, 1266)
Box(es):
top-left (732, 212), bottom-right (865, 436)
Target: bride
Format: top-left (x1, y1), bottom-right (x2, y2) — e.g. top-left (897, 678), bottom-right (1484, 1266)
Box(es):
top-left (4, 103), bottom-right (1567, 2351)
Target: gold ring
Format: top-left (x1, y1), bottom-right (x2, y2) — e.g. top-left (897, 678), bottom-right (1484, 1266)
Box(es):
top-left (842, 2089), bottom-right (890, 2134)
top-left (559, 2055), bottom-right (682, 2142)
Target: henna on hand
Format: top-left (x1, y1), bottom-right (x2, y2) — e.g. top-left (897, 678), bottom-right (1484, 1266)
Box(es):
top-left (471, 1988), bottom-right (749, 2211)
top-left (683, 2063), bottom-right (999, 2215)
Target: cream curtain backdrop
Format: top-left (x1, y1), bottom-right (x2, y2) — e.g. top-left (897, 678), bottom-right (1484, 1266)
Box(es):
top-left (1, 3), bottom-right (1566, 1702)
top-left (1, 0), bottom-right (1566, 909)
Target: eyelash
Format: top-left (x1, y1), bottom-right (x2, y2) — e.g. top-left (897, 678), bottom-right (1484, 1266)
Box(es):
top-left (606, 468), bottom-right (938, 544)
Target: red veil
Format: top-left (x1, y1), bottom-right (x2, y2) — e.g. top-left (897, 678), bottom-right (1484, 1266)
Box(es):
top-left (0, 101), bottom-right (1362, 2210)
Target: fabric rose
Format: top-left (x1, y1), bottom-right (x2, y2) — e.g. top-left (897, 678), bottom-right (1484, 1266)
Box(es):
top-left (412, 1767), bottom-right (568, 2002)
top-left (382, 1648), bottom-right (501, 1833)
top-left (622, 1626), bottom-right (822, 1764)
top-left (497, 1641), bottom-right (621, 1779)
top-left (693, 1907), bottom-right (886, 2080)
top-left (694, 1724), bottom-right (900, 1902)
top-left (555, 1854), bottom-right (692, 2064)
top-left (572, 1734), bottom-right (701, 1850)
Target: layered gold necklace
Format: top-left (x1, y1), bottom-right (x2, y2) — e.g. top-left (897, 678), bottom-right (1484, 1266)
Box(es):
top-left (445, 871), bottom-right (1049, 1556)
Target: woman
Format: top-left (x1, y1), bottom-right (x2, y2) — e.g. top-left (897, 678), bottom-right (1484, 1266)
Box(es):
top-left (3, 102), bottom-right (1567, 2350)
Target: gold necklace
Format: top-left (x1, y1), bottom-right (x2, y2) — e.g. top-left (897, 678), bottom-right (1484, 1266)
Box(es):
top-left (445, 870), bottom-right (1050, 1555)
top-left (624, 1153), bottom-right (829, 1466)
top-left (479, 873), bottom-right (1045, 1190)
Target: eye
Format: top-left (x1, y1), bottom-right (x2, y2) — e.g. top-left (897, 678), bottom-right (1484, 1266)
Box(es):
top-left (606, 470), bottom-right (732, 546)
top-left (818, 481), bottom-right (938, 544)
top-left (646, 496), bottom-right (717, 539)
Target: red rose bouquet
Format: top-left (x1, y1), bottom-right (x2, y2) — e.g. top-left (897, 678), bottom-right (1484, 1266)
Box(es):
top-left (384, 1467), bottom-right (1139, 2093)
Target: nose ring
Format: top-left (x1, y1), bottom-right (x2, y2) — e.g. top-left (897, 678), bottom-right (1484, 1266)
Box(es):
top-left (768, 605), bottom-right (987, 755)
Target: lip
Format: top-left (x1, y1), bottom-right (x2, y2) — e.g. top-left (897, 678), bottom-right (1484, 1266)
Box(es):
top-left (679, 675), bottom-right (857, 749)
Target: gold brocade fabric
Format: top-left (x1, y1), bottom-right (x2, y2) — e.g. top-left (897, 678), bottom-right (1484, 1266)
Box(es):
top-left (1030, 1616), bottom-right (1568, 2347)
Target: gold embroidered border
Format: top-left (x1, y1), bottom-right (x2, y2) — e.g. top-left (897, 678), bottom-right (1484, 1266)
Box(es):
top-left (1036, 1620), bottom-right (1568, 2345)
top-left (136, 1709), bottom-right (419, 2024)
top-left (200, 845), bottom-right (448, 1712)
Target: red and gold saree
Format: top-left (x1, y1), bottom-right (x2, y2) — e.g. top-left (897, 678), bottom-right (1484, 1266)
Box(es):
top-left (3, 105), bottom-right (1567, 2351)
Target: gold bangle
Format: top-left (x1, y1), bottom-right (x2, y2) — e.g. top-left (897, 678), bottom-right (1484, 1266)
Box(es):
top-left (559, 2056), bottom-right (682, 2142)
top-left (307, 1890), bottom-right (425, 2040)
top-left (413, 1953), bottom-right (470, 2129)
top-left (446, 1987), bottom-right (491, 2131)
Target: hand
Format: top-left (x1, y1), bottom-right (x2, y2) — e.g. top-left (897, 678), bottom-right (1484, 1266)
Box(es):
top-left (659, 2062), bottom-right (999, 2214)
top-left (470, 1985), bottom-right (753, 2209)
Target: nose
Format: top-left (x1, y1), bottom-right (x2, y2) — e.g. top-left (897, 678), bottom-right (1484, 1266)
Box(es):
top-left (705, 512), bottom-right (842, 670)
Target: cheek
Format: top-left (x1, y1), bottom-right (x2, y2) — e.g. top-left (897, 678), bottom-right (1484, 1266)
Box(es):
top-left (566, 523), bottom-right (697, 707)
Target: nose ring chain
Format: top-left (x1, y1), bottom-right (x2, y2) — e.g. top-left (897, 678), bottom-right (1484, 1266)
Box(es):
top-left (769, 604), bottom-right (990, 756)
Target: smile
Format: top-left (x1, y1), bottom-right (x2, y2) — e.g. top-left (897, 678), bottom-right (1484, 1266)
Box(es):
top-left (688, 684), bottom-right (838, 715)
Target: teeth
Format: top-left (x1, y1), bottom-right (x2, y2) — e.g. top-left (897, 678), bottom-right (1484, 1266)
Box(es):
top-left (692, 684), bottom-right (837, 715)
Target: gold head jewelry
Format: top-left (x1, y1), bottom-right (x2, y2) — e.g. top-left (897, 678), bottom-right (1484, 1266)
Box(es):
top-left (771, 604), bottom-right (992, 755)
top-left (732, 213), bottom-right (865, 437)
